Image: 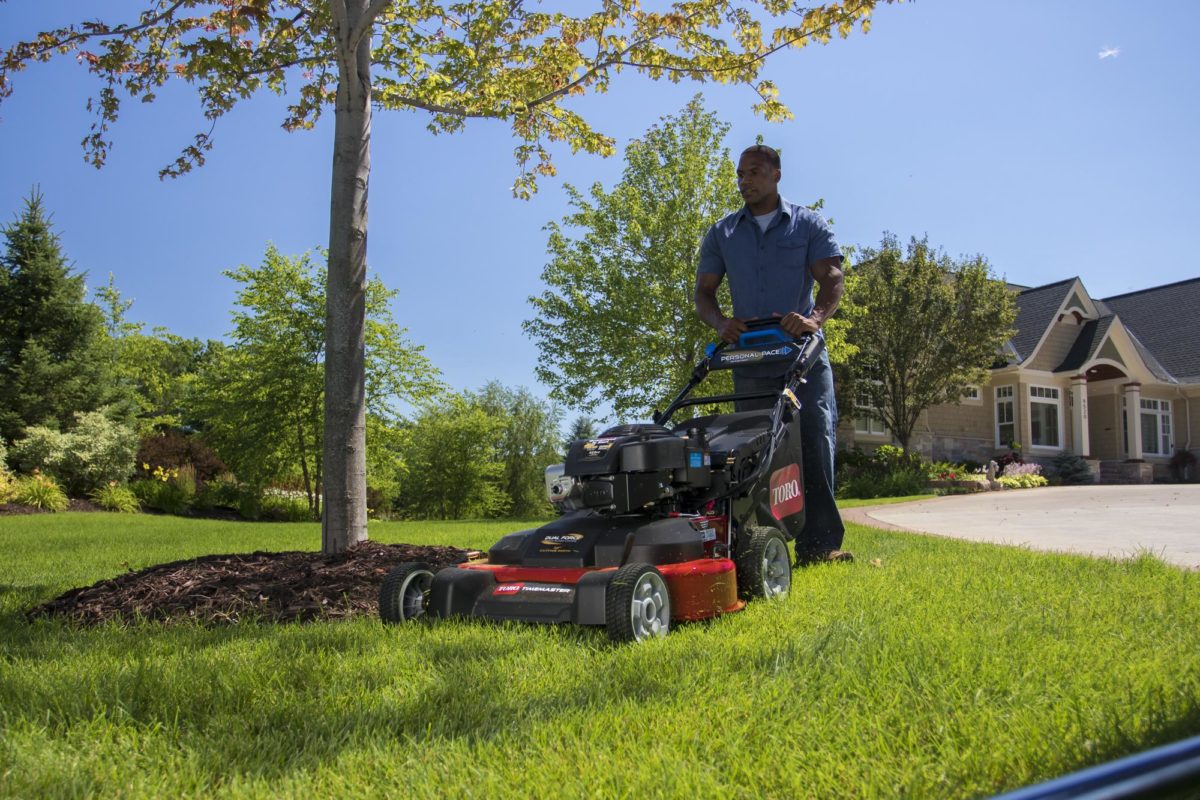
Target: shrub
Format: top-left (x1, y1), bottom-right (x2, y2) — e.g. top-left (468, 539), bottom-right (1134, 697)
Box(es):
top-left (837, 445), bottom-right (930, 499)
top-left (135, 430), bottom-right (227, 483)
top-left (0, 440), bottom-right (11, 501)
top-left (1169, 450), bottom-right (1197, 483)
top-left (10, 412), bottom-right (138, 495)
top-left (12, 472), bottom-right (69, 511)
top-left (132, 463), bottom-right (194, 515)
top-left (0, 467), bottom-right (14, 504)
top-left (996, 444), bottom-right (1024, 473)
top-left (998, 473), bottom-right (1048, 489)
top-left (193, 472), bottom-right (243, 511)
top-left (260, 490), bottom-right (315, 522)
top-left (1002, 461), bottom-right (1043, 478)
top-left (90, 482), bottom-right (140, 513)
top-left (927, 460), bottom-right (969, 481)
top-left (1051, 453), bottom-right (1094, 485)
top-left (10, 427), bottom-right (69, 477)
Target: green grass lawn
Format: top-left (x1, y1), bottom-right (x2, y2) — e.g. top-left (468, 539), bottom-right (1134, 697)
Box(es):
top-left (2, 510), bottom-right (1198, 799)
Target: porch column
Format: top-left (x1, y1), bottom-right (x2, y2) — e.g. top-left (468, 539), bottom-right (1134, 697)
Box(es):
top-left (1070, 375), bottom-right (1090, 457)
top-left (1124, 381), bottom-right (1143, 460)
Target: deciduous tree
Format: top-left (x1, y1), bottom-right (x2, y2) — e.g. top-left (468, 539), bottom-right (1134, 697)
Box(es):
top-left (2, 0), bottom-right (889, 550)
top-left (525, 96), bottom-right (739, 417)
top-left (470, 382), bottom-right (562, 518)
top-left (394, 394), bottom-right (509, 520)
top-left (95, 275), bottom-right (220, 434)
top-left (525, 98), bottom-right (853, 418)
top-left (841, 234), bottom-right (1017, 451)
top-left (193, 246), bottom-right (440, 517)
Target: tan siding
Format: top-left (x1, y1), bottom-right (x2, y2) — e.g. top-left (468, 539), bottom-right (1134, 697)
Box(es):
top-left (1027, 320), bottom-right (1080, 372)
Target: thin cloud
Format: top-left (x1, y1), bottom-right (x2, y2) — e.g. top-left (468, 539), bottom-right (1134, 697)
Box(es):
top-left (1098, 46), bottom-right (1120, 59)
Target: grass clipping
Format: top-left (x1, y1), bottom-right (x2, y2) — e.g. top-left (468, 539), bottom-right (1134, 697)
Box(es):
top-left (29, 542), bottom-right (474, 625)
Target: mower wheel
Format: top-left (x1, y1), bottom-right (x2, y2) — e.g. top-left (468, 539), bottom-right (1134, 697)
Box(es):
top-left (605, 562), bottom-right (671, 643)
top-left (737, 526), bottom-right (792, 600)
top-left (379, 562), bottom-right (435, 624)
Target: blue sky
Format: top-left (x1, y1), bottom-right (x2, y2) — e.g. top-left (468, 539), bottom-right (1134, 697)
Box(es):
top-left (1, 1), bottom-right (1197, 423)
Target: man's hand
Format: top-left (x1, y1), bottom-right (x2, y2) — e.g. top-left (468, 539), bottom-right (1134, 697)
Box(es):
top-left (778, 311), bottom-right (820, 338)
top-left (717, 316), bottom-right (748, 343)
top-left (696, 273), bottom-right (747, 342)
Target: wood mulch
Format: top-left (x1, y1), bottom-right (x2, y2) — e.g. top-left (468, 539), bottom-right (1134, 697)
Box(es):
top-left (29, 541), bottom-right (476, 626)
top-left (0, 498), bottom-right (103, 515)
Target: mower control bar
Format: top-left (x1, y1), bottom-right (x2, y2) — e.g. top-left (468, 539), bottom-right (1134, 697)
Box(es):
top-left (667, 390), bottom-right (779, 411)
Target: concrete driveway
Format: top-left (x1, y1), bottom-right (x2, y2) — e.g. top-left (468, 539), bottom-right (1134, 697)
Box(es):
top-left (842, 485), bottom-right (1200, 569)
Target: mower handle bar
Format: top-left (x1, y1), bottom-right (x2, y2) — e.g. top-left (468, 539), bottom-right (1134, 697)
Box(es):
top-left (653, 331), bottom-right (822, 426)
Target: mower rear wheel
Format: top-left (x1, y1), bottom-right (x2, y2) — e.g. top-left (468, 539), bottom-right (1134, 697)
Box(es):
top-left (737, 526), bottom-right (792, 600)
top-left (606, 563), bottom-right (671, 643)
top-left (379, 562), bottom-right (435, 624)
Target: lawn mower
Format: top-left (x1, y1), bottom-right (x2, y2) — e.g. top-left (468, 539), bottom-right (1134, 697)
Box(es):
top-left (379, 319), bottom-right (823, 642)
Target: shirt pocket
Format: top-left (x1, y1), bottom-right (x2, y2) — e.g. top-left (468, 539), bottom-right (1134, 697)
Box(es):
top-left (775, 235), bottom-right (808, 269)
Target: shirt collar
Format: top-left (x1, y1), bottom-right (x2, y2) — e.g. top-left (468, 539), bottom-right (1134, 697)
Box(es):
top-left (736, 195), bottom-right (793, 225)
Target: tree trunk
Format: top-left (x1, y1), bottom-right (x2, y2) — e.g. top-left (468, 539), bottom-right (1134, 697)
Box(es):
top-left (322, 0), bottom-right (373, 554)
top-left (297, 415), bottom-right (314, 516)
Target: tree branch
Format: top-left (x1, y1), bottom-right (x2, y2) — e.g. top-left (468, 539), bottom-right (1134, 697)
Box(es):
top-left (4, 1), bottom-right (190, 62)
top-left (351, 0), bottom-right (395, 52)
top-left (614, 1), bottom-right (871, 78)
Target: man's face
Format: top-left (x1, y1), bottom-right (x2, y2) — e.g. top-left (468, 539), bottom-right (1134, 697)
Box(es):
top-left (737, 153), bottom-right (780, 206)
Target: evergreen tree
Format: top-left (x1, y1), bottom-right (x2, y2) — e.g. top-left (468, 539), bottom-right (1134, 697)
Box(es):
top-left (564, 415), bottom-right (599, 453)
top-left (0, 191), bottom-right (116, 442)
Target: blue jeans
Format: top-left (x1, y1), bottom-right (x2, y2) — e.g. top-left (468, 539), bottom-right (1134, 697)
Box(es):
top-left (733, 350), bottom-right (845, 555)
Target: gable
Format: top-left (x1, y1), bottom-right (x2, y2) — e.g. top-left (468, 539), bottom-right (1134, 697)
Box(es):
top-left (1065, 289), bottom-right (1087, 311)
top-left (1095, 338), bottom-right (1125, 367)
top-left (1010, 278), bottom-right (1076, 362)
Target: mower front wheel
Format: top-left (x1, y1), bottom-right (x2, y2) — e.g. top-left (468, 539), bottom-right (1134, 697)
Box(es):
top-left (606, 563), bottom-right (671, 643)
top-left (737, 526), bottom-right (792, 600)
top-left (379, 562), bottom-right (435, 624)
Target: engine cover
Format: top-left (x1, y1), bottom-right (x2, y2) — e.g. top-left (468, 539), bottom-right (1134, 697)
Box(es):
top-left (564, 424), bottom-right (687, 476)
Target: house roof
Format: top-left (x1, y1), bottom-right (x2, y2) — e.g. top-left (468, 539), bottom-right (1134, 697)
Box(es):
top-left (1100, 278), bottom-right (1200, 382)
top-left (1053, 316), bottom-right (1113, 373)
top-left (1010, 278), bottom-right (1076, 362)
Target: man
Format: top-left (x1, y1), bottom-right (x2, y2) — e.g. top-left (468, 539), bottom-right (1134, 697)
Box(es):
top-left (694, 144), bottom-right (849, 565)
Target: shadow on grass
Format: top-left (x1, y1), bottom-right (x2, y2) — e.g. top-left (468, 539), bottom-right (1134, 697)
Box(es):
top-left (0, 611), bottom-right (678, 782)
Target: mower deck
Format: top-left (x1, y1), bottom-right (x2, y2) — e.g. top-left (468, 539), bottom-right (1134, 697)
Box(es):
top-left (437, 559), bottom-right (745, 625)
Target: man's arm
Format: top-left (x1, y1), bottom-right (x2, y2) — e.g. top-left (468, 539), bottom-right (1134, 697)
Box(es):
top-left (694, 273), bottom-right (747, 343)
top-left (779, 257), bottom-right (845, 337)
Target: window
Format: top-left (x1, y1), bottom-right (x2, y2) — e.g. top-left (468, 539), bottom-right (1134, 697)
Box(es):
top-left (1140, 398), bottom-right (1172, 455)
top-left (1029, 385), bottom-right (1061, 449)
top-left (962, 386), bottom-right (981, 404)
top-left (995, 385), bottom-right (1015, 447)
top-left (854, 389), bottom-right (888, 436)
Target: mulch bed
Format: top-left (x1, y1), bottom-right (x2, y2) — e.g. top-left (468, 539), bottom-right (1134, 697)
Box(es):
top-left (0, 498), bottom-right (103, 515)
top-left (29, 541), bottom-right (476, 626)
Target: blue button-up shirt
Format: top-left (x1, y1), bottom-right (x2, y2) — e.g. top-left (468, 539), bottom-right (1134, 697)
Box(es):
top-left (697, 196), bottom-right (842, 320)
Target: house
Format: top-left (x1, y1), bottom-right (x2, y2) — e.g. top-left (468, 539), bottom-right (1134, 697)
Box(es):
top-left (839, 276), bottom-right (1200, 482)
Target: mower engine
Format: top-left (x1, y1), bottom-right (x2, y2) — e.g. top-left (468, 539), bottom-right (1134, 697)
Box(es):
top-left (545, 424), bottom-right (713, 515)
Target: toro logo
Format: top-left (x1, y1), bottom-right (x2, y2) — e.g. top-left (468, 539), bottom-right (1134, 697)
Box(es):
top-left (492, 582), bottom-right (524, 596)
top-left (769, 463), bottom-right (804, 520)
